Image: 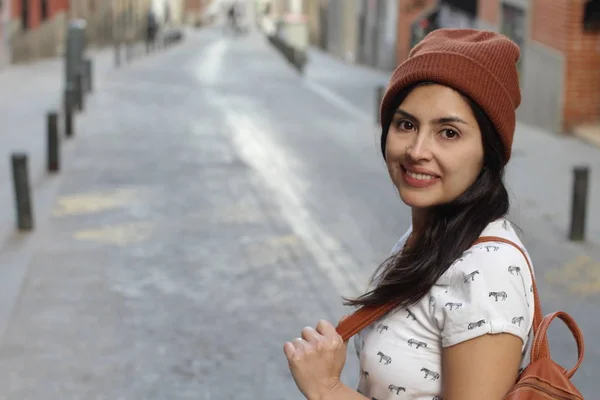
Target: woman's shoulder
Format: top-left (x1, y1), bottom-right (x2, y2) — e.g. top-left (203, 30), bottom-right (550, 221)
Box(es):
top-left (444, 218), bottom-right (533, 281)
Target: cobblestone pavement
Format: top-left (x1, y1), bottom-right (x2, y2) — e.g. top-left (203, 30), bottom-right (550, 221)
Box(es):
top-left (0, 26), bottom-right (597, 398)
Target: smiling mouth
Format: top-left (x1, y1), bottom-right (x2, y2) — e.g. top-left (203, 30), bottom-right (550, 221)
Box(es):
top-left (401, 166), bottom-right (439, 181)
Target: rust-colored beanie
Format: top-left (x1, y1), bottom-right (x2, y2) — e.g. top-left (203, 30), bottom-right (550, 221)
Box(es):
top-left (380, 29), bottom-right (521, 164)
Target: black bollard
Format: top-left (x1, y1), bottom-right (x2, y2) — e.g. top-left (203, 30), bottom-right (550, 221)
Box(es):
top-left (75, 70), bottom-right (84, 112)
top-left (47, 112), bottom-right (60, 172)
top-left (11, 153), bottom-right (34, 231)
top-left (376, 85), bottom-right (386, 123)
top-left (84, 58), bottom-right (93, 93)
top-left (569, 166), bottom-right (590, 241)
top-left (64, 85), bottom-right (75, 137)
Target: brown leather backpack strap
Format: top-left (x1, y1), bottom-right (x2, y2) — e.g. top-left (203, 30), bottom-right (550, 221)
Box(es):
top-left (530, 311), bottom-right (585, 377)
top-left (473, 235), bottom-right (549, 359)
top-left (336, 301), bottom-right (400, 342)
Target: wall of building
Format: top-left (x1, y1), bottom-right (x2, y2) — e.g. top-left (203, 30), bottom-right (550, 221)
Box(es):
top-left (152, 0), bottom-right (184, 26)
top-left (357, 0), bottom-right (376, 66)
top-left (562, 0), bottom-right (600, 131)
top-left (0, 0), bottom-right (10, 68)
top-left (305, 0), bottom-right (322, 46)
top-left (340, 0), bottom-right (359, 62)
top-left (373, 0), bottom-right (398, 70)
top-left (324, 0), bottom-right (342, 56)
top-left (8, 0), bottom-right (69, 63)
top-left (478, 0), bottom-right (600, 133)
top-left (501, 0), bottom-right (565, 134)
top-left (395, 0), bottom-right (438, 66)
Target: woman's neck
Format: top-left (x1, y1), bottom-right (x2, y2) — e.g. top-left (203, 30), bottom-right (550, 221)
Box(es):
top-left (409, 207), bottom-right (429, 244)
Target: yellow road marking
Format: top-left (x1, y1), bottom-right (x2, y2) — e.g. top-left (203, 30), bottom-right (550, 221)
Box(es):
top-left (73, 222), bottom-right (155, 246)
top-left (53, 188), bottom-right (139, 217)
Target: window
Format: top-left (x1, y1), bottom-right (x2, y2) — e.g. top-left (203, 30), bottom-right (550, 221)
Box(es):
top-left (583, 0), bottom-right (600, 31)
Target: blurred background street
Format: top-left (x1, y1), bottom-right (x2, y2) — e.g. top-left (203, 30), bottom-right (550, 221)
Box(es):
top-left (0, 0), bottom-right (599, 398)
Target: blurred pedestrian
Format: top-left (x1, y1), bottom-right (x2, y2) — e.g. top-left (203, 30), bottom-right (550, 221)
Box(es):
top-left (146, 10), bottom-right (158, 51)
top-left (284, 29), bottom-right (542, 399)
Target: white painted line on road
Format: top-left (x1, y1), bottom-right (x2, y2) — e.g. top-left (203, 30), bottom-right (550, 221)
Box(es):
top-left (303, 80), bottom-right (372, 124)
top-left (194, 39), bottom-right (228, 83)
top-left (192, 39), bottom-right (368, 300)
top-left (222, 104), bottom-right (368, 299)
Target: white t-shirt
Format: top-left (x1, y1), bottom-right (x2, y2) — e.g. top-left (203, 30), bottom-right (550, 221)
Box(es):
top-left (354, 218), bottom-right (535, 400)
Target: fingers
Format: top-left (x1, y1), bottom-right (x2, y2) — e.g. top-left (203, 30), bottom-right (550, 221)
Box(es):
top-left (284, 320), bottom-right (346, 361)
top-left (317, 319), bottom-right (341, 340)
top-left (301, 326), bottom-right (322, 343)
top-left (284, 337), bottom-right (308, 361)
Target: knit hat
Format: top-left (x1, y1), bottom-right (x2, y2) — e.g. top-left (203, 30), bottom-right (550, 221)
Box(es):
top-left (380, 29), bottom-right (521, 164)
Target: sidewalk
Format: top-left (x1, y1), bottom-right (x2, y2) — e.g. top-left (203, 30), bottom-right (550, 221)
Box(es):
top-left (0, 42), bottom-right (147, 253)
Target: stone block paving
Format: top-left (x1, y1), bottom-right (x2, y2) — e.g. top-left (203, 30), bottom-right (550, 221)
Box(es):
top-left (0, 29), bottom-right (359, 399)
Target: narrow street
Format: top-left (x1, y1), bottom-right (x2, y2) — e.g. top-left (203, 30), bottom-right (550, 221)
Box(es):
top-left (0, 26), bottom-right (598, 398)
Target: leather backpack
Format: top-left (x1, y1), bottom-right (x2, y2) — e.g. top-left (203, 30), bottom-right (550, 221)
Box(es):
top-left (337, 236), bottom-right (585, 399)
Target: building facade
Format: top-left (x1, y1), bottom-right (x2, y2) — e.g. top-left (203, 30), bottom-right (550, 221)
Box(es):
top-left (7, 0), bottom-right (70, 63)
top-left (476, 0), bottom-right (600, 136)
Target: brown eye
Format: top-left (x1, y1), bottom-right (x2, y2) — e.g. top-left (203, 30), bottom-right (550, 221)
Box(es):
top-left (440, 129), bottom-right (460, 139)
top-left (396, 120), bottom-right (415, 131)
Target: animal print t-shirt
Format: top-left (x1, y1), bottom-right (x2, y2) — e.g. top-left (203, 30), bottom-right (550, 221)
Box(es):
top-left (354, 218), bottom-right (535, 399)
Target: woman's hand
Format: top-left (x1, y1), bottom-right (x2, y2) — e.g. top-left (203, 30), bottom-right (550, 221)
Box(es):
top-left (284, 317), bottom-right (349, 400)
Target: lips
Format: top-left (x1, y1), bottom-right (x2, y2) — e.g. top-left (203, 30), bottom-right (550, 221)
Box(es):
top-left (401, 165), bottom-right (440, 188)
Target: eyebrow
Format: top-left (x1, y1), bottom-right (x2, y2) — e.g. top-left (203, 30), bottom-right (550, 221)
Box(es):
top-left (394, 109), bottom-right (469, 125)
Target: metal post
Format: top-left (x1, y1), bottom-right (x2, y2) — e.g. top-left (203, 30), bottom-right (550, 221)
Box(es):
top-left (64, 85), bottom-right (75, 137)
top-left (569, 166), bottom-right (590, 241)
top-left (11, 153), bottom-right (34, 231)
top-left (65, 20), bottom-right (87, 94)
top-left (84, 58), bottom-right (93, 93)
top-left (376, 85), bottom-right (385, 123)
top-left (47, 112), bottom-right (60, 172)
top-left (75, 71), bottom-right (84, 112)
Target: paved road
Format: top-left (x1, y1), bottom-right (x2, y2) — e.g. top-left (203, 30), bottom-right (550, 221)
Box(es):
top-left (0, 27), bottom-right (597, 398)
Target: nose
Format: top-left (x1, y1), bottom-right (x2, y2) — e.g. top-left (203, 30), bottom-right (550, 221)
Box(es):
top-left (407, 132), bottom-right (433, 161)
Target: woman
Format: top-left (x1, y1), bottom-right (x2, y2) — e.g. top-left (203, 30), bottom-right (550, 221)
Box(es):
top-left (283, 29), bottom-right (535, 400)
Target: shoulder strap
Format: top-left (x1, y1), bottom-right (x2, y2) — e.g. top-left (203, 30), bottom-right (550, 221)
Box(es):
top-left (336, 235), bottom-right (551, 359)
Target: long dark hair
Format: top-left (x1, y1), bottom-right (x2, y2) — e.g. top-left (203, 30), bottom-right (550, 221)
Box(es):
top-left (343, 82), bottom-right (510, 309)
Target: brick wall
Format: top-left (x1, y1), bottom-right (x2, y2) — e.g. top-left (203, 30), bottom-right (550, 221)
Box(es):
top-left (478, 0), bottom-right (600, 131)
top-left (9, 0), bottom-right (69, 63)
top-left (11, 0), bottom-right (68, 30)
top-left (563, 0), bottom-right (600, 129)
top-left (530, 0), bottom-right (568, 53)
top-left (395, 0), bottom-right (438, 65)
top-left (477, 0), bottom-right (498, 25)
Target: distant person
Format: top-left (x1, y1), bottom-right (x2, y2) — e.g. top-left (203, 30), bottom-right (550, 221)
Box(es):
top-left (227, 4), bottom-right (238, 33)
top-left (283, 29), bottom-right (584, 399)
top-left (146, 10), bottom-right (158, 51)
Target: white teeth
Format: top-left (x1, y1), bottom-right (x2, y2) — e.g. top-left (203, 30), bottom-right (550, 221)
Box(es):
top-left (406, 170), bottom-right (436, 181)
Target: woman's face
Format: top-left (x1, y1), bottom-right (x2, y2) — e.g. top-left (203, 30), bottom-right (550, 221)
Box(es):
top-left (385, 84), bottom-right (485, 210)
